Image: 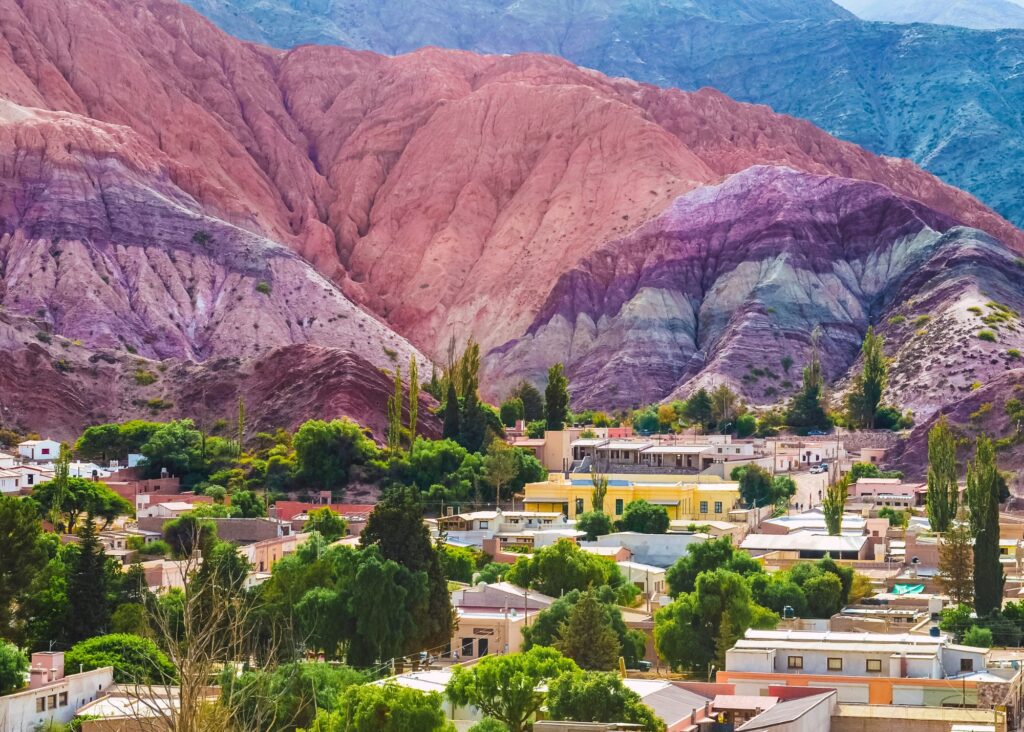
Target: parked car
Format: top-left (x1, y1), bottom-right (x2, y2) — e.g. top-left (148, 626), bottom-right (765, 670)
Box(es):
top-left (809, 464), bottom-right (828, 474)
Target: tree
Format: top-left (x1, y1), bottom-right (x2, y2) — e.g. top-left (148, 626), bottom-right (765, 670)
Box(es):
top-left (546, 672), bottom-right (666, 732)
top-left (846, 327), bottom-right (888, 428)
top-left (544, 364), bottom-right (570, 431)
top-left (786, 327), bottom-right (831, 431)
top-left (0, 497), bottom-right (47, 638)
top-left (67, 518), bottom-right (114, 642)
top-left (293, 419), bottom-right (380, 492)
top-left (442, 381), bottom-right (461, 442)
top-left (65, 633), bottom-right (175, 684)
top-left (552, 590), bottom-right (621, 670)
top-left (684, 389), bottom-right (713, 430)
top-left (387, 366), bottom-right (404, 453)
top-left (666, 537), bottom-right (763, 596)
top-left (140, 419), bottom-right (205, 482)
top-left (821, 474), bottom-right (850, 536)
top-left (163, 515), bottom-right (217, 558)
top-left (459, 386), bottom-right (488, 454)
top-left (446, 646), bottom-right (578, 732)
top-left (505, 540), bottom-right (637, 605)
top-left (710, 385), bottom-right (739, 430)
top-left (511, 382), bottom-right (545, 422)
top-left (926, 416), bottom-right (959, 532)
top-left (736, 413), bottom-right (756, 438)
top-left (939, 508), bottom-right (974, 606)
top-left (522, 587), bottom-right (646, 668)
top-left (74, 421), bottom-right (162, 463)
top-left (499, 398), bottom-right (525, 428)
top-left (655, 569), bottom-right (777, 673)
top-left (591, 470), bottom-right (609, 513)
top-left (231, 490), bottom-right (267, 518)
top-left (616, 500), bottom-right (670, 534)
top-left (802, 573), bottom-right (843, 618)
top-left (484, 441), bottom-right (519, 502)
top-left (361, 487), bottom-right (455, 654)
top-left (439, 545), bottom-right (479, 584)
top-left (963, 626), bottom-right (995, 649)
top-left (576, 512), bottom-right (614, 541)
top-left (237, 396), bottom-right (247, 454)
top-left (468, 721), bottom-right (509, 732)
top-left (0, 641), bottom-right (27, 695)
top-left (736, 465), bottom-right (775, 508)
top-left (304, 508), bottom-right (348, 542)
top-left (409, 357), bottom-right (420, 445)
top-left (32, 476), bottom-right (132, 533)
top-left (967, 436), bottom-right (1004, 616)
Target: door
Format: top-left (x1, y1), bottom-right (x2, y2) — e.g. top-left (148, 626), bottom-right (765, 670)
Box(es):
top-left (477, 638), bottom-right (489, 657)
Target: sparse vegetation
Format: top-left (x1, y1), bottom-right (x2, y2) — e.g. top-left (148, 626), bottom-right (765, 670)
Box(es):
top-left (191, 230), bottom-right (212, 246)
top-left (913, 314), bottom-right (931, 326)
top-left (134, 369), bottom-right (158, 386)
top-left (970, 403), bottom-right (993, 422)
top-left (1009, 349), bottom-right (1022, 360)
top-left (255, 281), bottom-right (271, 295)
top-left (145, 398), bottom-right (172, 411)
top-left (35, 331), bottom-right (51, 344)
top-left (887, 315), bottom-right (906, 325)
top-left (977, 330), bottom-right (997, 342)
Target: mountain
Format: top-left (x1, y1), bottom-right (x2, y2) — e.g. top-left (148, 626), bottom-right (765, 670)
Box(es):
top-left (835, 0), bottom-right (1024, 29)
top-left (180, 0), bottom-right (1024, 231)
top-left (0, 0), bottom-right (1021, 438)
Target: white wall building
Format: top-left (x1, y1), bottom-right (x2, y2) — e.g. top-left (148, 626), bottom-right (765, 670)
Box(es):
top-left (0, 468), bottom-right (20, 495)
top-left (0, 653), bottom-right (114, 730)
top-left (17, 439), bottom-right (62, 462)
top-left (586, 531), bottom-right (708, 568)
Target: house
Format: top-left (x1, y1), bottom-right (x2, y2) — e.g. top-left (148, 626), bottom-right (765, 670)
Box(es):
top-left (76, 685), bottom-right (219, 732)
top-left (0, 451), bottom-right (16, 468)
top-left (241, 532), bottom-right (311, 573)
top-left (740, 533), bottom-right (870, 561)
top-left (0, 652), bottom-right (114, 730)
top-left (617, 560), bottom-right (668, 598)
top-left (438, 508), bottom-right (575, 550)
top-left (719, 629), bottom-right (1023, 715)
top-left (586, 531), bottom-right (709, 568)
top-left (136, 500), bottom-right (200, 520)
top-left (768, 440), bottom-right (844, 473)
top-left (69, 461), bottom-right (113, 479)
top-left (270, 500), bottom-right (374, 535)
top-left (0, 468), bottom-right (20, 494)
top-left (17, 439), bottom-right (62, 462)
top-left (523, 474), bottom-right (741, 523)
top-left (9, 463), bottom-right (53, 491)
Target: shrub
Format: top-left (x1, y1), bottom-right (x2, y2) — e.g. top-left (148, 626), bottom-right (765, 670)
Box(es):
top-left (968, 306), bottom-right (983, 315)
top-left (65, 634), bottom-right (175, 684)
top-left (963, 626), bottom-right (994, 649)
top-left (191, 230), bottom-right (212, 246)
top-left (913, 314), bottom-right (931, 326)
top-left (134, 369), bottom-right (157, 386)
top-left (255, 281), bottom-right (271, 295)
top-left (978, 330), bottom-right (997, 342)
top-left (35, 331), bottom-right (52, 344)
top-left (887, 315), bottom-right (906, 326)
top-left (1009, 349), bottom-right (1022, 360)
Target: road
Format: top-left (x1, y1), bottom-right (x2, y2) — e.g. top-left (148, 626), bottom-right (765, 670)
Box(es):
top-left (789, 470), bottom-right (829, 512)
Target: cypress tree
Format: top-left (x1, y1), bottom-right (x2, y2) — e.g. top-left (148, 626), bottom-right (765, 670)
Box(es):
top-left (554, 590), bottom-right (621, 671)
top-left (545, 363), bottom-right (570, 431)
top-left (442, 380), bottom-right (461, 441)
top-left (926, 416), bottom-right (959, 532)
top-left (67, 517), bottom-right (111, 642)
top-left (513, 381), bottom-right (545, 422)
top-left (460, 387), bottom-right (487, 454)
top-left (967, 436), bottom-right (1004, 616)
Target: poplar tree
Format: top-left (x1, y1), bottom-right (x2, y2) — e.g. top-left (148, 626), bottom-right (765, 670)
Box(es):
top-left (442, 380), bottom-right (461, 441)
top-left (236, 397), bottom-right (246, 455)
top-left (545, 363), bottom-right (570, 431)
top-left (966, 436), bottom-right (1004, 616)
top-left (926, 416), bottom-right (959, 532)
top-left (387, 366), bottom-right (403, 452)
top-left (938, 508), bottom-right (974, 606)
top-left (822, 474), bottom-right (850, 536)
top-left (846, 327), bottom-right (888, 428)
top-left (408, 357), bottom-right (419, 445)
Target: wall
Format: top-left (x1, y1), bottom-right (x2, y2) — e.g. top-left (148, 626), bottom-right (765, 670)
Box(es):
top-left (0, 668), bottom-right (114, 730)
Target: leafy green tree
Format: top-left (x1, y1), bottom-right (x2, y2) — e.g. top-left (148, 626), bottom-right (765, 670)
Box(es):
top-left (846, 327), bottom-right (888, 428)
top-left (0, 641), bottom-right (27, 695)
top-left (734, 465), bottom-right (775, 508)
top-left (440, 545), bottom-right (479, 584)
top-left (32, 477), bottom-right (132, 533)
top-left (522, 587), bottom-right (646, 668)
top-left (786, 328), bottom-right (830, 431)
top-left (616, 500), bottom-right (670, 534)
top-left (499, 398), bottom-right (525, 428)
top-left (468, 721), bottom-right (509, 732)
top-left (163, 515), bottom-right (217, 558)
top-left (632, 408), bottom-right (660, 435)
top-left (294, 419), bottom-right (380, 492)
top-left (939, 509), bottom-right (974, 606)
top-left (361, 488), bottom-right (454, 654)
top-left (967, 436), bottom-right (1004, 616)
top-left (926, 416), bottom-right (959, 532)
top-left (446, 647), bottom-right (578, 732)
top-left (802, 573), bottom-right (843, 618)
top-left (67, 519), bottom-right (114, 642)
top-left (459, 388), bottom-right (488, 454)
top-left (474, 563), bottom-right (509, 585)
top-left (878, 507), bottom-right (909, 527)
top-left (546, 672), bottom-right (666, 732)
top-left (505, 540), bottom-right (637, 605)
top-left (231, 490), bottom-right (267, 518)
top-left (666, 537), bottom-right (763, 596)
top-left (304, 508), bottom-right (348, 542)
top-left (307, 682), bottom-right (453, 732)
top-left (735, 413), bottom-right (756, 438)
top-left (963, 626), bottom-right (994, 648)
top-left (544, 364), bottom-right (570, 431)
top-left (655, 569), bottom-right (777, 673)
top-left (442, 381), bottom-right (462, 443)
top-left (65, 633), bottom-right (175, 683)
top-left (747, 574), bottom-right (808, 618)
top-left (591, 471), bottom-right (609, 513)
top-left (140, 419), bottom-right (206, 482)
top-left (822, 475), bottom-right (850, 536)
top-left (552, 590), bottom-right (621, 670)
top-left (222, 662), bottom-right (365, 732)
top-left (74, 421), bottom-right (162, 463)
top-left (684, 389), bottom-right (713, 431)
top-left (408, 357), bottom-right (420, 446)
top-left (483, 441), bottom-right (519, 502)
top-left (110, 603), bottom-right (151, 637)
top-left (511, 381), bottom-right (545, 422)
top-left (576, 512), bottom-right (614, 541)
top-left (0, 497), bottom-right (47, 638)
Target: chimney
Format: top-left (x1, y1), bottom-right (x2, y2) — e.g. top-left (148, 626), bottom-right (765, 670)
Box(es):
top-left (29, 652), bottom-right (65, 688)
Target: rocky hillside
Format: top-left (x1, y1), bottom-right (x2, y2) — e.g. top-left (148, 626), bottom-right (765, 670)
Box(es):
top-left (835, 0), bottom-right (1024, 29)
top-left (181, 0), bottom-right (1024, 230)
top-left (0, 0), bottom-right (1021, 432)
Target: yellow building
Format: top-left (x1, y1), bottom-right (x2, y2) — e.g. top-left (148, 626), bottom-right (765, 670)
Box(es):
top-left (522, 473), bottom-right (742, 522)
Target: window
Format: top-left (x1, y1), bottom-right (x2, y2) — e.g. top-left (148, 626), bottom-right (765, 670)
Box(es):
top-left (48, 694), bottom-right (57, 709)
top-left (615, 499), bottom-right (624, 516)
top-left (41, 448), bottom-right (50, 455)
top-left (714, 501), bottom-right (723, 514)
top-left (59, 692), bottom-right (68, 707)
top-left (866, 659), bottom-right (882, 672)
top-left (461, 638), bottom-right (474, 657)
top-left (699, 501), bottom-right (708, 514)
top-left (479, 521), bottom-right (489, 530)
top-left (961, 658), bottom-right (974, 672)
top-left (787, 656), bottom-right (803, 669)
top-left (36, 698), bottom-right (45, 713)
top-left (827, 658), bottom-right (843, 671)
top-left (575, 498), bottom-right (585, 515)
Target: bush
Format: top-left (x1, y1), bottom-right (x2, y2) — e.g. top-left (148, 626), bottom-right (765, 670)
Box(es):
top-left (978, 330), bottom-right (998, 342)
top-left (35, 331), bottom-right (52, 344)
top-left (133, 369), bottom-right (157, 386)
top-left (255, 281), bottom-right (271, 295)
top-left (65, 634), bottom-right (175, 684)
top-left (963, 626), bottom-right (994, 648)
top-left (1008, 349), bottom-right (1022, 360)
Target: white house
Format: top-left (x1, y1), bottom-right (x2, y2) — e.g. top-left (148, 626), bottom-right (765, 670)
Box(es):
top-left (137, 501), bottom-right (196, 519)
top-left (11, 464), bottom-right (53, 490)
top-left (0, 652), bottom-right (114, 730)
top-left (0, 451), bottom-right (16, 468)
top-left (68, 461), bottom-right (112, 479)
top-left (0, 468), bottom-right (19, 495)
top-left (18, 439), bottom-right (62, 462)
